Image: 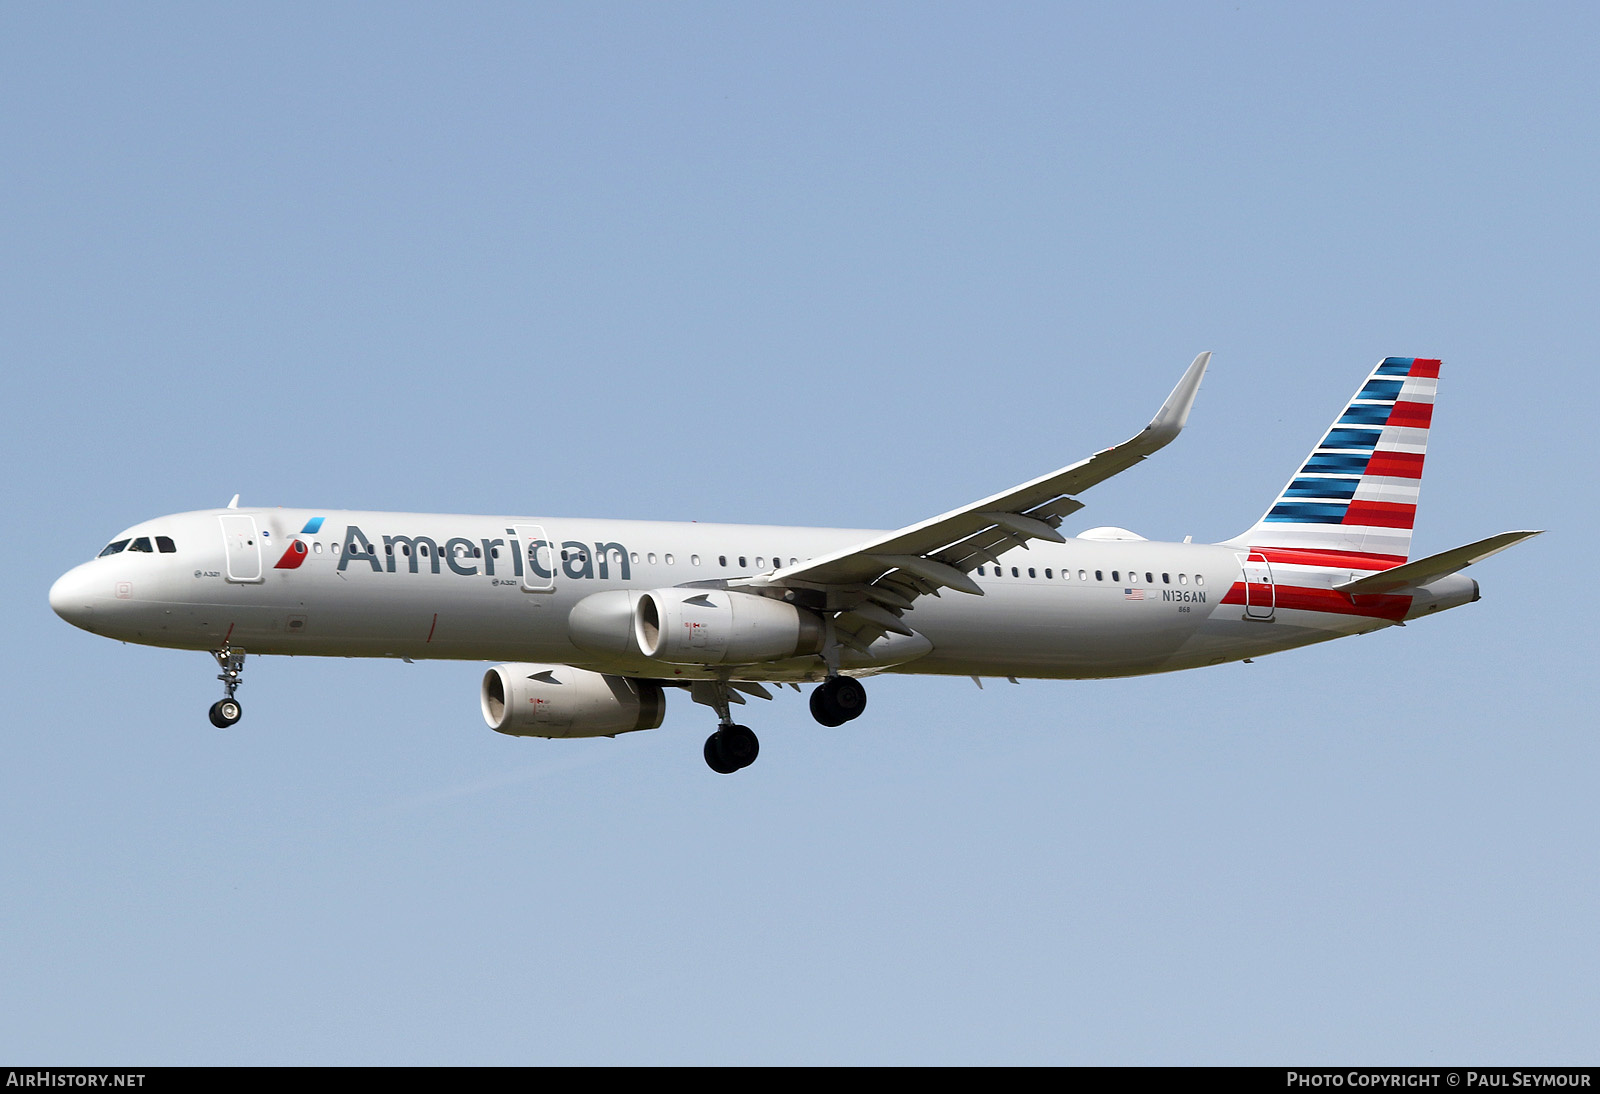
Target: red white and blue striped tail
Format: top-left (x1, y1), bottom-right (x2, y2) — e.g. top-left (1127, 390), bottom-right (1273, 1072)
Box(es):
top-left (1228, 357), bottom-right (1439, 570)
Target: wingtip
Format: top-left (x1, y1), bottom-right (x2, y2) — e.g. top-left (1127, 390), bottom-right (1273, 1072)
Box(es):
top-left (1144, 351), bottom-right (1211, 443)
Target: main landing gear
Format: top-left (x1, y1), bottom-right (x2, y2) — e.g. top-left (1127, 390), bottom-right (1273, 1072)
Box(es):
top-left (704, 724), bottom-right (759, 774)
top-left (810, 675), bottom-right (867, 727)
top-left (208, 646), bottom-right (246, 728)
top-left (696, 681), bottom-right (761, 774)
top-left (690, 673), bottom-right (869, 773)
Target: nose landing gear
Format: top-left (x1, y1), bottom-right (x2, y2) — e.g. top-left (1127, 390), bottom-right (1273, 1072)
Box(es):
top-left (208, 646), bottom-right (246, 728)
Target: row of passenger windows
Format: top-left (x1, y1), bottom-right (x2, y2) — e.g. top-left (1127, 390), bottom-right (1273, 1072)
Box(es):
top-left (97, 530), bottom-right (1207, 592)
top-left (976, 564), bottom-right (1205, 586)
top-left (99, 536), bottom-right (176, 556)
top-left (95, 533), bottom-right (1205, 591)
top-left (296, 541), bottom-right (806, 569)
top-left (99, 533), bottom-right (807, 570)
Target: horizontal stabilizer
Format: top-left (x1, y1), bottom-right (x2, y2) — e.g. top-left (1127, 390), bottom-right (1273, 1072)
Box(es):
top-left (1334, 530), bottom-right (1543, 596)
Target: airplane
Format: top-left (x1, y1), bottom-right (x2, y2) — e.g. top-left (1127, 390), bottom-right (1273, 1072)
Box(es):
top-left (49, 354), bottom-right (1540, 773)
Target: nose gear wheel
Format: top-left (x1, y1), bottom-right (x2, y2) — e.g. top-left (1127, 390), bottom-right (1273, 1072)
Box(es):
top-left (208, 646), bottom-right (246, 729)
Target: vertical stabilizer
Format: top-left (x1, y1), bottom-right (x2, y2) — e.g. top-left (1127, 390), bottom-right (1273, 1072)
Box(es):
top-left (1227, 357), bottom-right (1439, 569)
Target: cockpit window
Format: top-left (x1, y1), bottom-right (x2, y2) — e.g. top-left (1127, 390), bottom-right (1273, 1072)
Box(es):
top-left (156, 536), bottom-right (176, 553)
top-left (128, 537), bottom-right (154, 553)
top-left (98, 539), bottom-right (130, 557)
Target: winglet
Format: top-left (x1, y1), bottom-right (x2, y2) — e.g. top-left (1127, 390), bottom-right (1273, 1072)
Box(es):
top-left (226, 494), bottom-right (240, 509)
top-left (1138, 351), bottom-right (1210, 451)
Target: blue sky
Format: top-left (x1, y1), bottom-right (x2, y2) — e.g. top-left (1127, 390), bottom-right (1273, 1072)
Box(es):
top-left (3, 2), bottom-right (1594, 1063)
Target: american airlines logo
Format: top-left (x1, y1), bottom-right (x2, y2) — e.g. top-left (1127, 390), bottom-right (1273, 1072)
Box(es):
top-left (272, 516), bottom-right (325, 570)
top-left (331, 524), bottom-right (632, 581)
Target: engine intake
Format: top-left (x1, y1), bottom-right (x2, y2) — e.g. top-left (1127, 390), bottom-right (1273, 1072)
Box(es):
top-left (634, 588), bottom-right (824, 666)
top-left (481, 663), bottom-right (666, 739)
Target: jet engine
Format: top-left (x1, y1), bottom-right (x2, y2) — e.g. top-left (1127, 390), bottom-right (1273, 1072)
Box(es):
top-left (481, 663), bottom-right (666, 739)
top-left (634, 588), bottom-right (825, 666)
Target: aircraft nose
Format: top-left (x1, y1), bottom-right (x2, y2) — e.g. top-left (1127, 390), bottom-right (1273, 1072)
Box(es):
top-left (49, 564), bottom-right (97, 628)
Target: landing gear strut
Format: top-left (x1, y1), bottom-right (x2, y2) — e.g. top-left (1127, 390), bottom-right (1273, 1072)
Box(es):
top-left (696, 681), bottom-right (761, 774)
top-left (810, 675), bottom-right (867, 727)
top-left (208, 646), bottom-right (245, 728)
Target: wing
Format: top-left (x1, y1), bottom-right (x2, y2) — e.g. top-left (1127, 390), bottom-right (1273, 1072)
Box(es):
top-left (738, 352), bottom-right (1211, 653)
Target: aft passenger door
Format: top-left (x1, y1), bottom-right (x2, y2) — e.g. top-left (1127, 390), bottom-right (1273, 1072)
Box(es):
top-left (1241, 551), bottom-right (1275, 621)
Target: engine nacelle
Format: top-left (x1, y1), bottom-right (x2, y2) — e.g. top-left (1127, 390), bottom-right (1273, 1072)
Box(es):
top-left (568, 589), bottom-right (645, 657)
top-left (634, 588), bottom-right (825, 666)
top-left (481, 663), bottom-right (666, 739)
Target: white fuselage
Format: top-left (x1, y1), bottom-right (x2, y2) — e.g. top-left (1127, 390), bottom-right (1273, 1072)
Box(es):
top-left (48, 506), bottom-right (1434, 683)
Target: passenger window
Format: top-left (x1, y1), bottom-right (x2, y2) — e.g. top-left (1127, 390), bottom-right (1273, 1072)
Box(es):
top-left (1146, 572), bottom-right (1153, 584)
top-left (99, 539), bottom-right (130, 557)
top-left (1095, 570), bottom-right (1103, 581)
top-left (313, 542), bottom-right (322, 554)
top-left (1044, 569), bottom-right (1052, 579)
top-left (1011, 567), bottom-right (1019, 577)
top-left (1028, 567), bottom-right (1036, 578)
top-left (691, 555), bottom-right (701, 566)
top-left (719, 556), bottom-right (727, 567)
top-left (1111, 570), bottom-right (1120, 582)
top-left (739, 556), bottom-right (747, 568)
top-left (1196, 574), bottom-right (1206, 586)
top-left (1078, 570), bottom-right (1087, 581)
top-left (648, 553), bottom-right (657, 564)
top-left (977, 566), bottom-right (986, 576)
top-left (665, 554), bottom-right (675, 565)
top-left (756, 557), bottom-right (766, 568)
top-left (1162, 573), bottom-right (1169, 584)
top-left (1179, 573), bottom-right (1187, 584)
